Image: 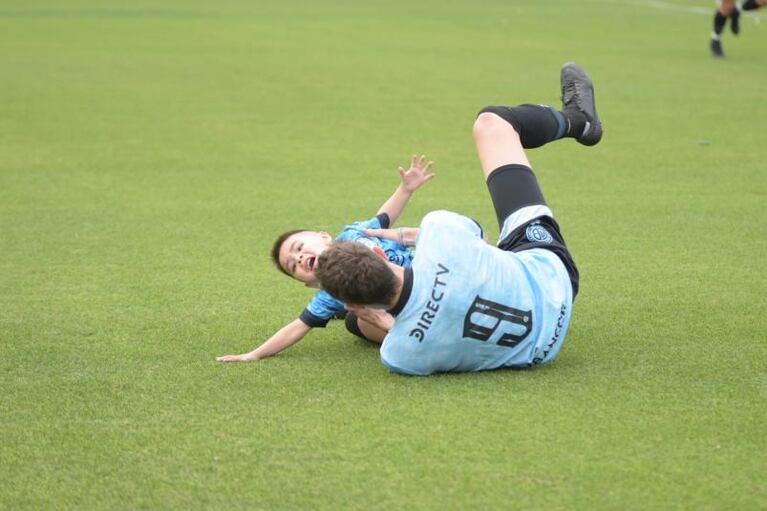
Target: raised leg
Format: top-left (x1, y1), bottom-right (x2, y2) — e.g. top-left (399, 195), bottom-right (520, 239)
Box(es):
top-left (473, 112), bottom-right (531, 181)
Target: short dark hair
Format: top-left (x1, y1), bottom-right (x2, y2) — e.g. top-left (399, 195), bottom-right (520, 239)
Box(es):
top-left (316, 242), bottom-right (397, 305)
top-left (271, 229), bottom-right (308, 276)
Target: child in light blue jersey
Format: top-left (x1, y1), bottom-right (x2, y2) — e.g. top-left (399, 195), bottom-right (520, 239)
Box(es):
top-left (216, 155), bottom-right (434, 363)
top-left (316, 63), bottom-right (601, 375)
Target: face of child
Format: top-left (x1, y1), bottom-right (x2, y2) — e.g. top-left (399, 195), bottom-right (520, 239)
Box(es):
top-left (278, 231), bottom-right (333, 287)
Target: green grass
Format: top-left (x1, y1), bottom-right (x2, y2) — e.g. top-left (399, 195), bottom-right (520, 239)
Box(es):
top-left (1, 0), bottom-right (765, 509)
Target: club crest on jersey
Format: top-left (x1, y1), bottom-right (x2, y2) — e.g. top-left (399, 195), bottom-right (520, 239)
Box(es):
top-left (526, 222), bottom-right (552, 244)
top-left (385, 249), bottom-right (408, 267)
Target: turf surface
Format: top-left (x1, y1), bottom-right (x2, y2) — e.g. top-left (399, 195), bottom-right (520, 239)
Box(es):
top-left (1, 0), bottom-right (765, 509)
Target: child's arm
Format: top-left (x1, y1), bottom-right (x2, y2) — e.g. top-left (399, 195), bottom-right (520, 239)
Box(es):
top-left (216, 318), bottom-right (312, 362)
top-left (376, 155), bottom-right (434, 226)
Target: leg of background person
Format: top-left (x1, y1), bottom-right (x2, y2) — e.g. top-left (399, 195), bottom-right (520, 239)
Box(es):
top-left (742, 0), bottom-right (767, 9)
top-left (720, 0), bottom-right (737, 16)
top-left (712, 0), bottom-right (735, 56)
top-left (731, 0), bottom-right (741, 35)
top-left (732, 0), bottom-right (767, 35)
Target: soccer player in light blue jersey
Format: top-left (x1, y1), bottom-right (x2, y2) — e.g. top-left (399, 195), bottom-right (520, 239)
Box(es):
top-left (316, 63), bottom-right (601, 375)
top-left (216, 155), bottom-right (434, 363)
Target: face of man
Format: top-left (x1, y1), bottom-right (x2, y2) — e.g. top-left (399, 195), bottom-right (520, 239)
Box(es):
top-left (278, 231), bottom-right (333, 287)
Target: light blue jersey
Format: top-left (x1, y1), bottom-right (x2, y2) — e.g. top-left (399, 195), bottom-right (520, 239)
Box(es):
top-left (380, 210), bottom-right (573, 376)
top-left (300, 213), bottom-right (414, 327)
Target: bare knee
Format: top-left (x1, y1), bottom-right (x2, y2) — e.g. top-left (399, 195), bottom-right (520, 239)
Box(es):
top-left (472, 110), bottom-right (529, 175)
top-left (344, 313), bottom-right (384, 344)
top-left (473, 111), bottom-right (519, 142)
top-left (357, 318), bottom-right (385, 344)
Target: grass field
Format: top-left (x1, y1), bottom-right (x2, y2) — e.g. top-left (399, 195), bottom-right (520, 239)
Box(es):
top-left (1, 0), bottom-right (765, 509)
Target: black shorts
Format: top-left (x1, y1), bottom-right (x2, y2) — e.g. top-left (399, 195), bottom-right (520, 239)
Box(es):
top-left (486, 164), bottom-right (580, 297)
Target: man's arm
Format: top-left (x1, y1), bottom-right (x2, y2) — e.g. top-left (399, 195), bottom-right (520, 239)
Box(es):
top-left (364, 227), bottom-right (420, 247)
top-left (376, 155), bottom-right (434, 226)
top-left (216, 318), bottom-right (312, 362)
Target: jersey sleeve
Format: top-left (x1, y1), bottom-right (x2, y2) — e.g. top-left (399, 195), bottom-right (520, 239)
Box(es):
top-left (418, 210), bottom-right (485, 244)
top-left (381, 353), bottom-right (423, 376)
top-left (375, 213), bottom-right (391, 228)
top-left (358, 213), bottom-right (390, 230)
top-left (299, 290), bottom-right (345, 328)
top-left (380, 334), bottom-right (431, 376)
top-left (381, 355), bottom-right (418, 376)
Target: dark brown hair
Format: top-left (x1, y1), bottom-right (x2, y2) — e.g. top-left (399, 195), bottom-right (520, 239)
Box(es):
top-left (316, 242), bottom-right (397, 305)
top-left (270, 229), bottom-right (308, 276)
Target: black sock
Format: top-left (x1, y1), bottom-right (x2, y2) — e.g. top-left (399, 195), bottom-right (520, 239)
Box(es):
top-left (742, 0), bottom-right (759, 10)
top-left (713, 10), bottom-right (727, 34)
top-left (478, 104), bottom-right (570, 148)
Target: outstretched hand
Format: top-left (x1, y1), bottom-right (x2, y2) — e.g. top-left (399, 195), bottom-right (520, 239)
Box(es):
top-left (216, 352), bottom-right (259, 363)
top-left (364, 227), bottom-right (419, 247)
top-left (399, 154), bottom-right (435, 193)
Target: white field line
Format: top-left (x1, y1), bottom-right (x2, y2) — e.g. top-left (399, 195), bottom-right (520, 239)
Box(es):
top-left (594, 0), bottom-right (763, 23)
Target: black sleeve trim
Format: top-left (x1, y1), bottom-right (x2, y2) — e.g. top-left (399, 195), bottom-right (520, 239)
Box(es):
top-left (469, 216), bottom-right (485, 239)
top-left (376, 213), bottom-right (391, 229)
top-left (299, 309), bottom-right (330, 328)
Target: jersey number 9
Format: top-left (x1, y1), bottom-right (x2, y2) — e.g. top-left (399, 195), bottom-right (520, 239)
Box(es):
top-left (462, 296), bottom-right (532, 349)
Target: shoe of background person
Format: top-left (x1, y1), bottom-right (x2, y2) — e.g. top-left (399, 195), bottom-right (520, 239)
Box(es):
top-left (710, 38), bottom-right (725, 58)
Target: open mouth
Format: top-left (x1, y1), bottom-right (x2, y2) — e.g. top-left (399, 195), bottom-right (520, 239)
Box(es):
top-left (307, 256), bottom-right (317, 271)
